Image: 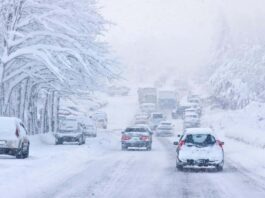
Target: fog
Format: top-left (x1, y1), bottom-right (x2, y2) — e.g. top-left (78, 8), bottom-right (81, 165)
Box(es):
top-left (99, 0), bottom-right (220, 85)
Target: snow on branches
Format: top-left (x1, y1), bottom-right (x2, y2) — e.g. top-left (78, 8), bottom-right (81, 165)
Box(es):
top-left (0, 0), bottom-right (116, 133)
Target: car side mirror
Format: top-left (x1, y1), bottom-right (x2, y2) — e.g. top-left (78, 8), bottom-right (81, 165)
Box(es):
top-left (173, 141), bottom-right (179, 145)
top-left (220, 141), bottom-right (224, 146)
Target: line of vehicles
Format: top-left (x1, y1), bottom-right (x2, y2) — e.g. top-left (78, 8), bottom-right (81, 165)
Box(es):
top-left (0, 111), bottom-right (108, 159)
top-left (121, 89), bottom-right (225, 171)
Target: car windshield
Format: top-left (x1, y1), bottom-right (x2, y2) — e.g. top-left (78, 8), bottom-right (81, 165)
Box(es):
top-left (125, 128), bottom-right (147, 132)
top-left (185, 134), bottom-right (216, 146)
top-left (161, 123), bottom-right (171, 125)
top-left (158, 126), bottom-right (171, 130)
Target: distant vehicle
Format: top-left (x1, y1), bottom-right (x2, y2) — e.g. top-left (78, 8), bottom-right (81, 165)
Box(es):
top-left (158, 90), bottom-right (178, 110)
top-left (149, 112), bottom-right (165, 129)
top-left (55, 117), bottom-right (86, 145)
top-left (183, 112), bottom-right (200, 128)
top-left (0, 117), bottom-right (30, 159)
top-left (134, 113), bottom-right (150, 120)
top-left (121, 126), bottom-right (153, 151)
top-left (156, 121), bottom-right (174, 137)
top-left (107, 86), bottom-right (130, 96)
top-left (138, 87), bottom-right (157, 104)
top-left (83, 122), bottom-right (97, 137)
top-left (91, 112), bottom-right (108, 129)
top-left (174, 128), bottom-right (224, 171)
top-left (172, 102), bottom-right (194, 119)
top-left (184, 108), bottom-right (199, 116)
top-left (140, 103), bottom-right (156, 114)
top-left (187, 95), bottom-right (201, 104)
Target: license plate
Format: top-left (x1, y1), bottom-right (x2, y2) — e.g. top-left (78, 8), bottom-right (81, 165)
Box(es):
top-left (132, 137), bottom-right (139, 141)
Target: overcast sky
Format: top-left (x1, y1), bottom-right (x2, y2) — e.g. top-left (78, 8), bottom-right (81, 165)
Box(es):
top-left (98, 0), bottom-right (225, 85)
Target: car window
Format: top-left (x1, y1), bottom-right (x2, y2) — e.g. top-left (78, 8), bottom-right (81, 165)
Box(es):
top-left (185, 134), bottom-right (216, 146)
top-left (125, 128), bottom-right (147, 132)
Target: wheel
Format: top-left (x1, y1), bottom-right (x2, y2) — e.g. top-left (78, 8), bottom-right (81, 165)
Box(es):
top-left (216, 164), bottom-right (223, 172)
top-left (146, 143), bottom-right (152, 151)
top-left (55, 139), bottom-right (62, 145)
top-left (23, 144), bottom-right (30, 158)
top-left (176, 164), bottom-right (183, 171)
top-left (121, 144), bottom-right (127, 151)
top-left (16, 143), bottom-right (29, 159)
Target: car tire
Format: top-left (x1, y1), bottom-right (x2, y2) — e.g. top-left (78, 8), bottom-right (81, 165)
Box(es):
top-left (55, 139), bottom-right (63, 145)
top-left (16, 143), bottom-right (29, 159)
top-left (216, 164), bottom-right (223, 172)
top-left (121, 144), bottom-right (127, 151)
top-left (147, 143), bottom-right (152, 151)
top-left (176, 164), bottom-right (183, 171)
top-left (23, 144), bottom-right (30, 158)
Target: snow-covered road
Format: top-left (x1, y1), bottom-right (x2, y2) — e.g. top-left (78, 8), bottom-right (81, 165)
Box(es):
top-left (1, 94), bottom-right (265, 198)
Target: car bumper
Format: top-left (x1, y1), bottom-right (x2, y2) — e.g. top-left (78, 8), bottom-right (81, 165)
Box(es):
top-left (122, 141), bottom-right (151, 148)
top-left (0, 148), bottom-right (18, 156)
top-left (57, 136), bottom-right (80, 142)
top-left (177, 157), bottom-right (223, 167)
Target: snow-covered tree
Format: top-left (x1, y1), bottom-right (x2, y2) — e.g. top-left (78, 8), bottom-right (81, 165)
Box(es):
top-left (0, 0), bottom-right (116, 133)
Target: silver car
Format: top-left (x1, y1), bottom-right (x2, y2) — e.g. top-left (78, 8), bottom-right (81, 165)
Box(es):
top-left (0, 117), bottom-right (30, 159)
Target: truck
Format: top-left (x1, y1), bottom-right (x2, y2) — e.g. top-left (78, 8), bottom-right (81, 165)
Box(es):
top-left (137, 88), bottom-right (157, 105)
top-left (158, 90), bottom-right (178, 110)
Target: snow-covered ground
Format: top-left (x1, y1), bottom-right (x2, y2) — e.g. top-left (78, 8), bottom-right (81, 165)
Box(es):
top-left (1, 94), bottom-right (265, 198)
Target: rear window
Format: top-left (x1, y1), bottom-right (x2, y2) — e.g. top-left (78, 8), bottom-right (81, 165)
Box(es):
top-left (125, 128), bottom-right (147, 132)
top-left (185, 134), bottom-right (216, 146)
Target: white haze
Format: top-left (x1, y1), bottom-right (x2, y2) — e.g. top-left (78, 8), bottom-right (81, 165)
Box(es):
top-left (99, 0), bottom-right (219, 85)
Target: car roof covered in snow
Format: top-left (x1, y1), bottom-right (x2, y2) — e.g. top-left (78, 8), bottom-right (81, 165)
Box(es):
top-left (185, 128), bottom-right (214, 135)
top-left (0, 117), bottom-right (21, 136)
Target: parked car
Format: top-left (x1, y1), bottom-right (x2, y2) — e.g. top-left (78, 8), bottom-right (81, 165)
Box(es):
top-left (174, 128), bottom-right (224, 171)
top-left (183, 112), bottom-right (200, 128)
top-left (83, 123), bottom-right (97, 137)
top-left (55, 117), bottom-right (86, 145)
top-left (0, 117), bottom-right (30, 159)
top-left (149, 112), bottom-right (165, 129)
top-left (91, 112), bottom-right (108, 129)
top-left (156, 121), bottom-right (174, 137)
top-left (121, 126), bottom-right (153, 151)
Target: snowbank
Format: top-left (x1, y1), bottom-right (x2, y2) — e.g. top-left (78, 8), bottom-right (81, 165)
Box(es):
top-left (203, 102), bottom-right (265, 149)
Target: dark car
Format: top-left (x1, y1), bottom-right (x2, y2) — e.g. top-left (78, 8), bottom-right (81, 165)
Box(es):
top-left (121, 126), bottom-right (153, 151)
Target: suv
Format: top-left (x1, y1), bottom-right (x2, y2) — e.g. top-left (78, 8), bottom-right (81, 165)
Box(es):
top-left (174, 128), bottom-right (224, 171)
top-left (55, 117), bottom-right (86, 145)
top-left (0, 117), bottom-right (30, 159)
top-left (121, 126), bottom-right (153, 151)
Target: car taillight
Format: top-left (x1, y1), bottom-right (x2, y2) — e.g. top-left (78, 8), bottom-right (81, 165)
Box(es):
top-left (216, 140), bottom-right (224, 148)
top-left (122, 135), bottom-right (131, 141)
top-left (178, 140), bottom-right (185, 149)
top-left (140, 136), bottom-right (149, 141)
top-left (15, 127), bottom-right (19, 137)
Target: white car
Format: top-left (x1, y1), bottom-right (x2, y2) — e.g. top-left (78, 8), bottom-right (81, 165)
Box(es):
top-left (184, 112), bottom-right (200, 128)
top-left (174, 128), bottom-right (224, 171)
top-left (156, 121), bottom-right (174, 137)
top-left (55, 117), bottom-right (86, 145)
top-left (149, 112), bottom-right (165, 129)
top-left (91, 112), bottom-right (108, 129)
top-left (0, 117), bottom-right (30, 159)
